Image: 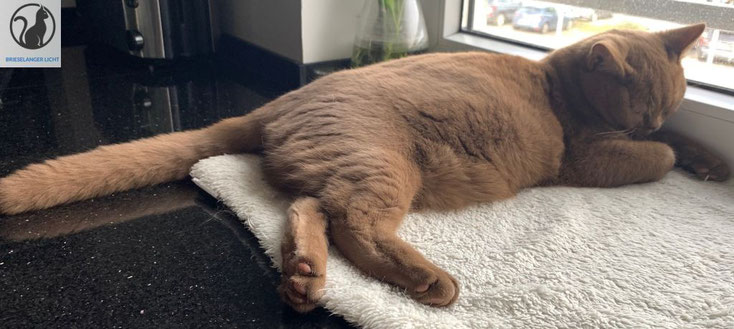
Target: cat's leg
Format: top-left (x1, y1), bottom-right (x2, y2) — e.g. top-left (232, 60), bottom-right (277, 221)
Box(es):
top-left (322, 153), bottom-right (459, 306)
top-left (278, 197), bottom-right (329, 313)
top-left (648, 130), bottom-right (730, 181)
top-left (328, 200), bottom-right (460, 306)
top-left (559, 139), bottom-right (676, 187)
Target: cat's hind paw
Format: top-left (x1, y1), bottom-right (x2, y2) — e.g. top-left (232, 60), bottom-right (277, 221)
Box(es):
top-left (278, 259), bottom-right (325, 313)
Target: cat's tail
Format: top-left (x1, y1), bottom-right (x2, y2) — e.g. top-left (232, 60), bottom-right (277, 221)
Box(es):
top-left (0, 110), bottom-right (266, 215)
top-left (13, 16), bottom-right (28, 47)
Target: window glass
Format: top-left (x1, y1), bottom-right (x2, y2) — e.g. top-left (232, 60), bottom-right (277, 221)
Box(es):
top-left (462, 0), bottom-right (734, 92)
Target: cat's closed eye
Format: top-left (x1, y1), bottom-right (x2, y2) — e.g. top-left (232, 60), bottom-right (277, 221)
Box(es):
top-left (614, 74), bottom-right (635, 88)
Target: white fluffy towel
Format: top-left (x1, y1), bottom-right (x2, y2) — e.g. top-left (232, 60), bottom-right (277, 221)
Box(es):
top-left (190, 154), bottom-right (734, 329)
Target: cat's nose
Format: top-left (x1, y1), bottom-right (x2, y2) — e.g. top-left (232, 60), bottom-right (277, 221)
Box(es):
top-left (649, 117), bottom-right (663, 131)
top-left (643, 119), bottom-right (661, 133)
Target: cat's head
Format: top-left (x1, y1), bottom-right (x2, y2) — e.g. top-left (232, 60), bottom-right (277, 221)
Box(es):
top-left (577, 24), bottom-right (705, 135)
top-left (37, 5), bottom-right (50, 19)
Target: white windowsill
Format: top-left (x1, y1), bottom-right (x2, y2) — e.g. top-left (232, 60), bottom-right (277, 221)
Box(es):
top-left (682, 87), bottom-right (734, 124)
top-left (439, 32), bottom-right (734, 124)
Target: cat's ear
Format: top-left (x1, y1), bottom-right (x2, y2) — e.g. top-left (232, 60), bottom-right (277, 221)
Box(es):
top-left (658, 23), bottom-right (706, 57)
top-left (585, 41), bottom-right (626, 77)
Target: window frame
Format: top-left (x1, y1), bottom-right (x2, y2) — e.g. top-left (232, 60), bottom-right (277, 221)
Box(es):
top-left (431, 0), bottom-right (734, 124)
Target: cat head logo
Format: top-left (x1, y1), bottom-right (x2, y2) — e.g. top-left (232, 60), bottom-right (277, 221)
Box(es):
top-left (10, 3), bottom-right (56, 50)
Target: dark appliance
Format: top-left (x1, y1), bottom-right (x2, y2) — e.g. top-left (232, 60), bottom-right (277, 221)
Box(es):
top-left (77, 0), bottom-right (215, 59)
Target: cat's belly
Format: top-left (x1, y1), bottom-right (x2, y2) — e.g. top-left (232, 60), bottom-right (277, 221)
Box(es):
top-left (410, 141), bottom-right (516, 211)
top-left (410, 130), bottom-right (562, 211)
top-left (403, 101), bottom-right (565, 196)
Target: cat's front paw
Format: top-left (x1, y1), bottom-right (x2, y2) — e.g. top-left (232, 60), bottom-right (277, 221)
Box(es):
top-left (685, 155), bottom-right (730, 182)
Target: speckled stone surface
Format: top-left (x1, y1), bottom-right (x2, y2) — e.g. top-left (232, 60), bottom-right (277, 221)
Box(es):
top-left (0, 45), bottom-right (353, 328)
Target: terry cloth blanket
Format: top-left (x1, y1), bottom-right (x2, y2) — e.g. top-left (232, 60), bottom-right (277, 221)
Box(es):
top-left (190, 154), bottom-right (734, 329)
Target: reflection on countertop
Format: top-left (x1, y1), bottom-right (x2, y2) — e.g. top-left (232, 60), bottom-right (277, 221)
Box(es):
top-left (0, 45), bottom-right (353, 328)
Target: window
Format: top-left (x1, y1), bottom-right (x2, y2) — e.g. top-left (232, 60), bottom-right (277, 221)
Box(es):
top-left (461, 0), bottom-right (734, 92)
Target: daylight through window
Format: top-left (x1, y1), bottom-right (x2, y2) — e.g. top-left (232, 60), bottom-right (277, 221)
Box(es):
top-left (461, 0), bottom-right (734, 92)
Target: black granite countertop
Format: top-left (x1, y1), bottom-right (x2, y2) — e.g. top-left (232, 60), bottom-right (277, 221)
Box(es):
top-left (0, 45), bottom-right (353, 328)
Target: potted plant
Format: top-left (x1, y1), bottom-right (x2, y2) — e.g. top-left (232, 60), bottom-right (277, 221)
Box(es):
top-left (351, 0), bottom-right (429, 67)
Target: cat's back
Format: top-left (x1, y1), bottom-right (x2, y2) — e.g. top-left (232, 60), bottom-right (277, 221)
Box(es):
top-left (270, 52), bottom-right (555, 134)
top-left (320, 52), bottom-right (546, 103)
top-left (265, 50), bottom-right (563, 156)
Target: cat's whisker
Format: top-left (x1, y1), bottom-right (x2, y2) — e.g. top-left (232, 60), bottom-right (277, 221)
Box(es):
top-left (595, 127), bottom-right (638, 137)
top-left (596, 129), bottom-right (629, 136)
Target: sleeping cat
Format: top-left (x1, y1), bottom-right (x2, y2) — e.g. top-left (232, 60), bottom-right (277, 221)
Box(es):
top-left (13, 5), bottom-right (51, 49)
top-left (0, 24), bottom-right (729, 312)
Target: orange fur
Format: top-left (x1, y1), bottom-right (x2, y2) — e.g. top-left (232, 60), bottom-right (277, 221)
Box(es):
top-left (0, 113), bottom-right (262, 214)
top-left (1, 24), bottom-right (729, 311)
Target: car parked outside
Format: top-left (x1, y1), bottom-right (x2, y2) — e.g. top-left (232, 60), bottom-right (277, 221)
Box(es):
top-left (486, 0), bottom-right (522, 26)
top-left (567, 8), bottom-right (613, 21)
top-left (512, 6), bottom-right (575, 34)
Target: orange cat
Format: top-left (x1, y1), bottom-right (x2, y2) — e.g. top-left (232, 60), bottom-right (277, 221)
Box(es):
top-left (0, 24), bottom-right (729, 312)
